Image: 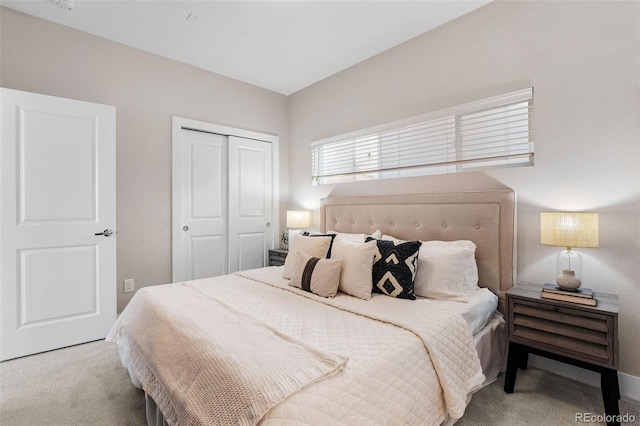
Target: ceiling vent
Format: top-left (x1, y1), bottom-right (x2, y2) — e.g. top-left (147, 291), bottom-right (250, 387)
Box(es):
top-left (185, 12), bottom-right (199, 24)
top-left (50, 0), bottom-right (74, 11)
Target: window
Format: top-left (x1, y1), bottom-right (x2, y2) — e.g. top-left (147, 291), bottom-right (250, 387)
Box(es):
top-left (311, 88), bottom-right (534, 185)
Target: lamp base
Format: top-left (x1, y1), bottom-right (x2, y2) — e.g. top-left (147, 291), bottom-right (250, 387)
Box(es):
top-left (556, 269), bottom-right (582, 290)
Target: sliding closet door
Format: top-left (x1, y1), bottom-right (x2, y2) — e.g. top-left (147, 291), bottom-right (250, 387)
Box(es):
top-left (173, 129), bottom-right (228, 282)
top-left (228, 136), bottom-right (273, 273)
top-left (172, 123), bottom-right (275, 282)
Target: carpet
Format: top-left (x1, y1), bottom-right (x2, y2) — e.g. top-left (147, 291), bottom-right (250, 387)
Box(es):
top-left (1, 340), bottom-right (638, 425)
top-left (0, 340), bottom-right (145, 426)
top-left (459, 368), bottom-right (639, 426)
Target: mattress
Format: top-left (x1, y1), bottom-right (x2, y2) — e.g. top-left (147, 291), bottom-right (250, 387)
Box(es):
top-left (110, 266), bottom-right (492, 426)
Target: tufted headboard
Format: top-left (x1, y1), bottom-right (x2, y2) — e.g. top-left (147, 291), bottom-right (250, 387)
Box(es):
top-left (320, 190), bottom-right (516, 314)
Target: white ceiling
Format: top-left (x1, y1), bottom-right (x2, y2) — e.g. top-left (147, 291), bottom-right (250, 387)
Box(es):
top-left (2, 0), bottom-right (490, 95)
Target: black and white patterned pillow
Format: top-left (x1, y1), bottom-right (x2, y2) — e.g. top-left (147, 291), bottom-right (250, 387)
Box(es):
top-left (366, 237), bottom-right (421, 300)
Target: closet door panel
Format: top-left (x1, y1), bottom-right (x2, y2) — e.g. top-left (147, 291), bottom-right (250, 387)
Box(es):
top-left (173, 129), bottom-right (227, 282)
top-left (228, 136), bottom-right (272, 273)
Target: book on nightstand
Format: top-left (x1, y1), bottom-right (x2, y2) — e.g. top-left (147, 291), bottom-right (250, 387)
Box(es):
top-left (542, 283), bottom-right (593, 298)
top-left (541, 283), bottom-right (596, 306)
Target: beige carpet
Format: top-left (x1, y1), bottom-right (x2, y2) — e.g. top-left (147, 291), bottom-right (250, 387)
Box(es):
top-left (1, 340), bottom-right (638, 425)
top-left (0, 340), bottom-right (145, 426)
top-left (459, 369), bottom-right (639, 426)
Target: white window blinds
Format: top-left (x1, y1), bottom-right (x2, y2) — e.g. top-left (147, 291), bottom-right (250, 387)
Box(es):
top-left (311, 88), bottom-right (534, 185)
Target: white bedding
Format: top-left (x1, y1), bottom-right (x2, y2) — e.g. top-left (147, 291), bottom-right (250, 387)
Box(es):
top-left (107, 283), bottom-right (347, 426)
top-left (112, 266), bottom-right (487, 426)
top-left (449, 288), bottom-right (499, 335)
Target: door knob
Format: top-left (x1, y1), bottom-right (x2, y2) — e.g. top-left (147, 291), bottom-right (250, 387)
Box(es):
top-left (95, 229), bottom-right (114, 237)
top-left (266, 222), bottom-right (271, 227)
top-left (183, 225), bottom-right (189, 231)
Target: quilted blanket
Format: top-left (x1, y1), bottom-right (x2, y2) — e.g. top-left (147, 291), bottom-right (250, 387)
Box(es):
top-left (110, 266), bottom-right (486, 425)
top-left (107, 283), bottom-right (347, 425)
top-left (237, 267), bottom-right (485, 421)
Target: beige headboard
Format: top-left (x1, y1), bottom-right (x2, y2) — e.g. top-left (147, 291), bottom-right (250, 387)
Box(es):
top-left (320, 190), bottom-right (516, 314)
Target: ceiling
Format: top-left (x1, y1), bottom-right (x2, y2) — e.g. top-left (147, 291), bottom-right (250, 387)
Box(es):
top-left (2, 0), bottom-right (490, 95)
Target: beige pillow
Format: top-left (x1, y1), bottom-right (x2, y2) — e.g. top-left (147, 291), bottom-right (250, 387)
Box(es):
top-left (289, 252), bottom-right (342, 298)
top-left (282, 233), bottom-right (332, 279)
top-left (327, 229), bottom-right (382, 243)
top-left (330, 238), bottom-right (376, 300)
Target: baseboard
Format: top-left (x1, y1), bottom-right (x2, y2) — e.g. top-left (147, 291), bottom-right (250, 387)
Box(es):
top-left (529, 355), bottom-right (640, 402)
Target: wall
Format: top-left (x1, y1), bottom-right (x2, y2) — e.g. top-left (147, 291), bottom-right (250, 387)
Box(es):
top-left (2, 0), bottom-right (638, 383)
top-left (0, 7), bottom-right (290, 312)
top-left (288, 0), bottom-right (640, 379)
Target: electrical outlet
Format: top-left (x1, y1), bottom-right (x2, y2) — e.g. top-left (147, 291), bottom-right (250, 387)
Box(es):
top-left (123, 278), bottom-right (135, 293)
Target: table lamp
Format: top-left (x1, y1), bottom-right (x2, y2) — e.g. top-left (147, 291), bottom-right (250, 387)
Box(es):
top-left (540, 212), bottom-right (599, 290)
top-left (281, 210), bottom-right (310, 248)
top-left (286, 210), bottom-right (310, 230)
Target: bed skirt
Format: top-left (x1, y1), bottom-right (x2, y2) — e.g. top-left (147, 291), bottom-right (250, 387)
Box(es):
top-left (474, 312), bottom-right (507, 386)
top-left (146, 394), bottom-right (169, 426)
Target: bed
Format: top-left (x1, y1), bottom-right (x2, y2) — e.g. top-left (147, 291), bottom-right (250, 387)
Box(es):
top-left (108, 190), bottom-right (516, 426)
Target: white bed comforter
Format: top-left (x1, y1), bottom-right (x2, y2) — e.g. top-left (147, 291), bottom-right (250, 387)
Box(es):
top-left (107, 283), bottom-right (348, 426)
top-left (110, 266), bottom-right (485, 426)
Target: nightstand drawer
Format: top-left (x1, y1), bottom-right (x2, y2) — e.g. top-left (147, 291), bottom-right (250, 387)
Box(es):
top-left (510, 298), bottom-right (615, 367)
top-left (268, 249), bottom-right (288, 266)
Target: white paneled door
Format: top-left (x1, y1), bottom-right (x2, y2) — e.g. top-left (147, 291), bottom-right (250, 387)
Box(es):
top-left (173, 129), bottom-right (228, 281)
top-left (172, 123), bottom-right (273, 282)
top-left (0, 88), bottom-right (116, 361)
top-left (228, 136), bottom-right (272, 273)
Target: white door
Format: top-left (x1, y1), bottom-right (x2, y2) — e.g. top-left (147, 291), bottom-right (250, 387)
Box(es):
top-left (0, 88), bottom-right (116, 361)
top-left (172, 129), bottom-right (228, 282)
top-left (228, 136), bottom-right (272, 273)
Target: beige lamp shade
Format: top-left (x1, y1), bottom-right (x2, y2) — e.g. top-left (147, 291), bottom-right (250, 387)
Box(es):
top-left (286, 210), bottom-right (310, 229)
top-left (540, 212), bottom-right (599, 249)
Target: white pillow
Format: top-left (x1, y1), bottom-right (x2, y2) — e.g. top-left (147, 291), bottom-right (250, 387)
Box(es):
top-left (415, 244), bottom-right (468, 302)
top-left (382, 236), bottom-right (477, 301)
top-left (330, 238), bottom-right (377, 300)
top-left (282, 233), bottom-right (332, 279)
top-left (287, 229), bottom-right (302, 245)
top-left (421, 240), bottom-right (478, 290)
top-left (328, 229), bottom-right (381, 243)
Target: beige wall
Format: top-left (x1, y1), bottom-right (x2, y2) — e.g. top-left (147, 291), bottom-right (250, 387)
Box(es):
top-left (0, 7), bottom-right (290, 312)
top-left (2, 1), bottom-right (639, 378)
top-left (289, 1), bottom-right (640, 377)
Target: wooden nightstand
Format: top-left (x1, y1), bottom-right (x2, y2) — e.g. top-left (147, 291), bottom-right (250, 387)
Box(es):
top-left (268, 248), bottom-right (288, 266)
top-left (504, 283), bottom-right (620, 426)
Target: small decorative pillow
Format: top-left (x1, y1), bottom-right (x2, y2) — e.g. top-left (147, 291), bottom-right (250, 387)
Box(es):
top-left (366, 237), bottom-right (421, 300)
top-left (289, 252), bottom-right (342, 298)
top-left (282, 233), bottom-right (333, 279)
top-left (330, 238), bottom-right (377, 300)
